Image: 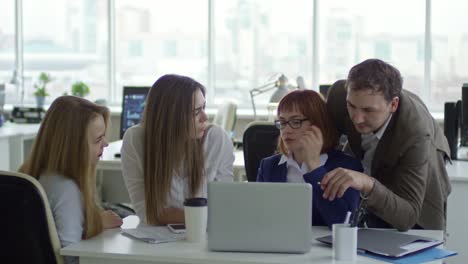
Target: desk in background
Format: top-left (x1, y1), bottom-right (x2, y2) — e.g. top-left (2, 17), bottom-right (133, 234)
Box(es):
top-left (0, 122), bottom-right (40, 171)
top-left (62, 215), bottom-right (444, 264)
top-left (98, 140), bottom-right (245, 177)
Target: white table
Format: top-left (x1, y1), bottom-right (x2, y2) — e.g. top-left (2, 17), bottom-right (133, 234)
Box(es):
top-left (0, 122), bottom-right (41, 171)
top-left (61, 216), bottom-right (444, 264)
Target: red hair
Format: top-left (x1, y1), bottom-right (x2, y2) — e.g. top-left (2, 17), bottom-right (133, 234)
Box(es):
top-left (277, 89), bottom-right (338, 155)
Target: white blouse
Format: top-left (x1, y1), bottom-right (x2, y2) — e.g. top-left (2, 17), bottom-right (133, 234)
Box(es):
top-left (278, 154), bottom-right (328, 183)
top-left (121, 124), bottom-right (234, 222)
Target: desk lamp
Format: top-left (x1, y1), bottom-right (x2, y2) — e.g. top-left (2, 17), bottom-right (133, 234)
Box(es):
top-left (250, 74), bottom-right (296, 119)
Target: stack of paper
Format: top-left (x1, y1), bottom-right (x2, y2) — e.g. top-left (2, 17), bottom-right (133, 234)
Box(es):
top-left (360, 247), bottom-right (457, 264)
top-left (121, 226), bottom-right (185, 244)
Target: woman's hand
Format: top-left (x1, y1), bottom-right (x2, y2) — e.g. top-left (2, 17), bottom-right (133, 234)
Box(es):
top-left (101, 210), bottom-right (123, 229)
top-left (296, 125), bottom-right (323, 171)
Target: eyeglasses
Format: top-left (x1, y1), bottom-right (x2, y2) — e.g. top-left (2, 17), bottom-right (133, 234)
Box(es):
top-left (274, 118), bottom-right (309, 130)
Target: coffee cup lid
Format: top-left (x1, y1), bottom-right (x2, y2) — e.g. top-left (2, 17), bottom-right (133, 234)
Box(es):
top-left (184, 197), bottom-right (207, 207)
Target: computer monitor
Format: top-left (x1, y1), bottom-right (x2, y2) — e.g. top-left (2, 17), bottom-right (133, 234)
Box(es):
top-left (444, 101), bottom-right (460, 159)
top-left (120, 86), bottom-right (150, 139)
top-left (319, 84), bottom-right (332, 100)
top-left (444, 83), bottom-right (468, 160)
top-left (461, 83), bottom-right (468, 147)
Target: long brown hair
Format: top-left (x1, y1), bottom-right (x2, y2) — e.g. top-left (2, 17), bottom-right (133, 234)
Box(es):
top-left (277, 89), bottom-right (338, 155)
top-left (143, 74), bottom-right (206, 225)
top-left (19, 96), bottom-right (109, 239)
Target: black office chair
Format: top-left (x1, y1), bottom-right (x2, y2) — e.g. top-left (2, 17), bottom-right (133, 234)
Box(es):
top-left (326, 79), bottom-right (348, 136)
top-left (242, 121), bottom-right (280, 182)
top-left (0, 170), bottom-right (63, 264)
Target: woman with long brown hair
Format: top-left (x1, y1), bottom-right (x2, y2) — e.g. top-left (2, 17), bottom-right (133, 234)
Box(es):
top-left (121, 74), bottom-right (234, 225)
top-left (19, 96), bottom-right (122, 264)
top-left (257, 89), bottom-right (363, 228)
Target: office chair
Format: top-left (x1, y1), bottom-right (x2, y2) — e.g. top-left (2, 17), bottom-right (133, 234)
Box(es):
top-left (326, 79), bottom-right (348, 136)
top-left (212, 101), bottom-right (237, 137)
top-left (242, 121), bottom-right (280, 182)
top-left (0, 170), bottom-right (63, 264)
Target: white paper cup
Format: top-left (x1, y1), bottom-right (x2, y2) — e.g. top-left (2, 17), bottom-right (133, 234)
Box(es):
top-left (332, 223), bottom-right (357, 261)
top-left (184, 197), bottom-right (207, 242)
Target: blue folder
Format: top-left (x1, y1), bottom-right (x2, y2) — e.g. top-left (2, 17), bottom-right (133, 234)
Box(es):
top-left (317, 229), bottom-right (444, 257)
top-left (359, 247), bottom-right (457, 264)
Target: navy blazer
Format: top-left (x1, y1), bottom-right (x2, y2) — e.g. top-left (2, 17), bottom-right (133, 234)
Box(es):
top-left (257, 150), bottom-right (363, 228)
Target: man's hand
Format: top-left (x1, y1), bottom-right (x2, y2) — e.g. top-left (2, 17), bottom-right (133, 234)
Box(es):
top-left (321, 168), bottom-right (375, 200)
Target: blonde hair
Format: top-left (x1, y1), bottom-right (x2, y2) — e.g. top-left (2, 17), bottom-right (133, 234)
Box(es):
top-left (19, 96), bottom-right (109, 239)
top-left (143, 74), bottom-right (206, 225)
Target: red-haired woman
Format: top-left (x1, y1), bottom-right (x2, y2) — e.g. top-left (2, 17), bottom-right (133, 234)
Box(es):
top-left (257, 90), bottom-right (362, 228)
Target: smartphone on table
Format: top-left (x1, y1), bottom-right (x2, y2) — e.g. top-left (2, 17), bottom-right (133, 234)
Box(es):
top-left (167, 223), bottom-right (186, 233)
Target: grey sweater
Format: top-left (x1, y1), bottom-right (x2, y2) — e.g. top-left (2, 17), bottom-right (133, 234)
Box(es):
top-left (40, 174), bottom-right (83, 264)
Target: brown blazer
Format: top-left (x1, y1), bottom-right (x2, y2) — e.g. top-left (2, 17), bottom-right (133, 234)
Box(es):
top-left (326, 80), bottom-right (451, 231)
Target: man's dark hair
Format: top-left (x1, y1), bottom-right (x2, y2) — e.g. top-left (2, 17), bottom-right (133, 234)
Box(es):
top-left (346, 58), bottom-right (403, 101)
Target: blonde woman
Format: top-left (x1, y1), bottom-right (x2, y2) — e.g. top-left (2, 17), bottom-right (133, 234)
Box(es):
top-left (121, 74), bottom-right (234, 225)
top-left (19, 96), bottom-right (122, 264)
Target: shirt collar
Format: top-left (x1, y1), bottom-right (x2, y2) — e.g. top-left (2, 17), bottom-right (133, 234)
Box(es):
top-left (362, 113), bottom-right (392, 141)
top-left (278, 153), bottom-right (329, 169)
top-left (374, 113), bottom-right (392, 140)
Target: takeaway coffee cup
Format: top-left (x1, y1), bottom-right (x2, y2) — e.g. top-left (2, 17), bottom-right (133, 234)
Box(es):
top-left (184, 197), bottom-right (208, 242)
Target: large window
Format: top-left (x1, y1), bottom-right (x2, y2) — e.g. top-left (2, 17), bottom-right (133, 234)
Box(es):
top-left (0, 1), bottom-right (16, 102)
top-left (22, 0), bottom-right (108, 104)
top-left (319, 0), bottom-right (425, 98)
top-left (215, 0), bottom-right (313, 107)
top-left (115, 0), bottom-right (208, 102)
top-left (3, 0), bottom-right (466, 113)
top-left (432, 0), bottom-right (468, 110)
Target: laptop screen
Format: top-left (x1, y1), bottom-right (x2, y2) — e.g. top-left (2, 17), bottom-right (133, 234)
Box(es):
top-left (120, 86), bottom-right (150, 139)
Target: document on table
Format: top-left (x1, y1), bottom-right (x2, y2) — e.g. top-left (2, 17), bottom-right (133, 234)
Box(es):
top-left (121, 226), bottom-right (185, 244)
top-left (360, 247), bottom-right (457, 264)
top-left (317, 229), bottom-right (444, 257)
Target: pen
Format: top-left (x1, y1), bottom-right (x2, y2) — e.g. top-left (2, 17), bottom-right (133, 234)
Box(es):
top-left (317, 181), bottom-right (327, 186)
top-left (343, 211), bottom-right (352, 225)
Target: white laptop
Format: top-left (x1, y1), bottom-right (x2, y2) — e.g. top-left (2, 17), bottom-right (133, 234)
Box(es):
top-left (207, 182), bottom-right (312, 253)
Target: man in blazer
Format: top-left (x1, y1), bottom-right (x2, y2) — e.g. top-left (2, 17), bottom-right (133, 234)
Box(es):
top-left (322, 59), bottom-right (451, 231)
